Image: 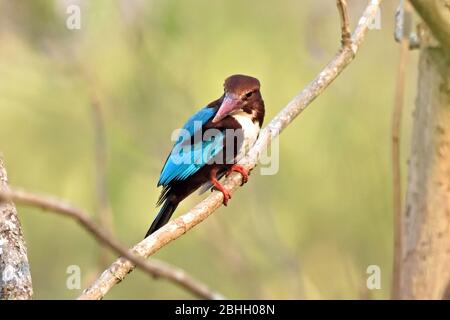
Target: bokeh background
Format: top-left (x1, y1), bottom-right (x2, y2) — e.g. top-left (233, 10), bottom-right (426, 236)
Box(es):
top-left (0, 0), bottom-right (418, 299)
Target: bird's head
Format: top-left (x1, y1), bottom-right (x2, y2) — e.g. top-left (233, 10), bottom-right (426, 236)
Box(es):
top-left (212, 74), bottom-right (262, 123)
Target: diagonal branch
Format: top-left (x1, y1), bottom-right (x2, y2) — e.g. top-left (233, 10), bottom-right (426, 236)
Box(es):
top-left (79, 0), bottom-right (382, 300)
top-left (0, 188), bottom-right (224, 300)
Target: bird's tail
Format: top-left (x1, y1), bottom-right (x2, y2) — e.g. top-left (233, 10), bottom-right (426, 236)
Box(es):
top-left (145, 198), bottom-right (179, 238)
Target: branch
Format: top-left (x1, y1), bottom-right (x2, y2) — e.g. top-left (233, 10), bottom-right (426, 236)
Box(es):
top-left (0, 157), bottom-right (33, 299)
top-left (80, 0), bottom-right (383, 300)
top-left (337, 0), bottom-right (352, 47)
top-left (0, 188), bottom-right (224, 300)
top-left (391, 0), bottom-right (412, 299)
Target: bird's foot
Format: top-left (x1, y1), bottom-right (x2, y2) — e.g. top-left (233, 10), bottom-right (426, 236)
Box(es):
top-left (226, 164), bottom-right (250, 185)
top-left (211, 180), bottom-right (231, 206)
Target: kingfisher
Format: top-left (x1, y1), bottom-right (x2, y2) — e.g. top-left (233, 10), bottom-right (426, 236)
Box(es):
top-left (146, 74), bottom-right (265, 237)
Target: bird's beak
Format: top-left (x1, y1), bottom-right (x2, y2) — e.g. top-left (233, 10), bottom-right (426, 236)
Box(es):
top-left (212, 94), bottom-right (241, 123)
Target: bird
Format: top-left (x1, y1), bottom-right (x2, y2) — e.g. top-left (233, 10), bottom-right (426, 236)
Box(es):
top-left (145, 74), bottom-right (265, 238)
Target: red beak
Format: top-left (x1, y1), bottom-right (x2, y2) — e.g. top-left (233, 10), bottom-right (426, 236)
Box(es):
top-left (212, 95), bottom-right (241, 123)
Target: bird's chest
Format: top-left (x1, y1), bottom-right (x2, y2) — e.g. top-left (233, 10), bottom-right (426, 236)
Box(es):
top-left (231, 112), bottom-right (260, 160)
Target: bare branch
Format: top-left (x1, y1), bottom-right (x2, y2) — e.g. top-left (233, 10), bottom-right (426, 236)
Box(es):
top-left (0, 188), bottom-right (224, 300)
top-left (79, 0), bottom-right (383, 300)
top-left (337, 0), bottom-right (352, 47)
top-left (0, 157), bottom-right (33, 300)
top-left (392, 0), bottom-right (412, 300)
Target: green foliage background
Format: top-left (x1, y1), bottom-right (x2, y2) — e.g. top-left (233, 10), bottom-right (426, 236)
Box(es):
top-left (0, 0), bottom-right (418, 299)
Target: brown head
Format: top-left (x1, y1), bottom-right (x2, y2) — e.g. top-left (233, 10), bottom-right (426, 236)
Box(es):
top-left (212, 74), bottom-right (264, 124)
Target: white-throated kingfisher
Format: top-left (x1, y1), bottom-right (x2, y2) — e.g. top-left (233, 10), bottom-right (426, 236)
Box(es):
top-left (146, 74), bottom-right (265, 237)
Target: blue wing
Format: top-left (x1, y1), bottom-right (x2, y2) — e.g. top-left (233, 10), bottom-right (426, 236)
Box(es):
top-left (181, 107), bottom-right (216, 136)
top-left (158, 107), bottom-right (222, 186)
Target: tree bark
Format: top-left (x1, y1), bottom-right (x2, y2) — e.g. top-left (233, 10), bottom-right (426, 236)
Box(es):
top-left (400, 21), bottom-right (450, 298)
top-left (0, 156), bottom-right (33, 299)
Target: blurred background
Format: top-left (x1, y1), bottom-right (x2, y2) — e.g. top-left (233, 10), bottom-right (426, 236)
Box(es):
top-left (0, 0), bottom-right (418, 299)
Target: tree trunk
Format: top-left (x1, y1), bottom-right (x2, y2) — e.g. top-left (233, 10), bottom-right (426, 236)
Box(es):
top-left (400, 19), bottom-right (450, 298)
top-left (0, 156), bottom-right (33, 299)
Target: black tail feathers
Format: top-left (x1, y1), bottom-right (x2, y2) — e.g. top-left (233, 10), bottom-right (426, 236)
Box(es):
top-left (145, 199), bottom-right (179, 238)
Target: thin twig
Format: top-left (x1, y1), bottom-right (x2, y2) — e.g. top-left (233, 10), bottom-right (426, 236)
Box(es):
top-left (0, 188), bottom-right (224, 300)
top-left (392, 0), bottom-right (411, 300)
top-left (91, 95), bottom-right (114, 268)
top-left (79, 0), bottom-right (383, 300)
top-left (337, 0), bottom-right (352, 48)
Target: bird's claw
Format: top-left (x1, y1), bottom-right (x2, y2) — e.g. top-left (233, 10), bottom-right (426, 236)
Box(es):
top-left (221, 189), bottom-right (231, 206)
top-left (226, 164), bottom-right (250, 186)
top-left (211, 180), bottom-right (231, 207)
top-left (211, 181), bottom-right (232, 206)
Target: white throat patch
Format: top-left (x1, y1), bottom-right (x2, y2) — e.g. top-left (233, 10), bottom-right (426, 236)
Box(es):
top-left (231, 111), bottom-right (260, 161)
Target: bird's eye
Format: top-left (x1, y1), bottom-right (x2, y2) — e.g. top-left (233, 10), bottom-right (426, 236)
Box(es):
top-left (245, 91), bottom-right (253, 99)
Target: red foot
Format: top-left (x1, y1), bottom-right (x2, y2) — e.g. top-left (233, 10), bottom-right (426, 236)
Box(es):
top-left (226, 164), bottom-right (250, 185)
top-left (211, 178), bottom-right (231, 206)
